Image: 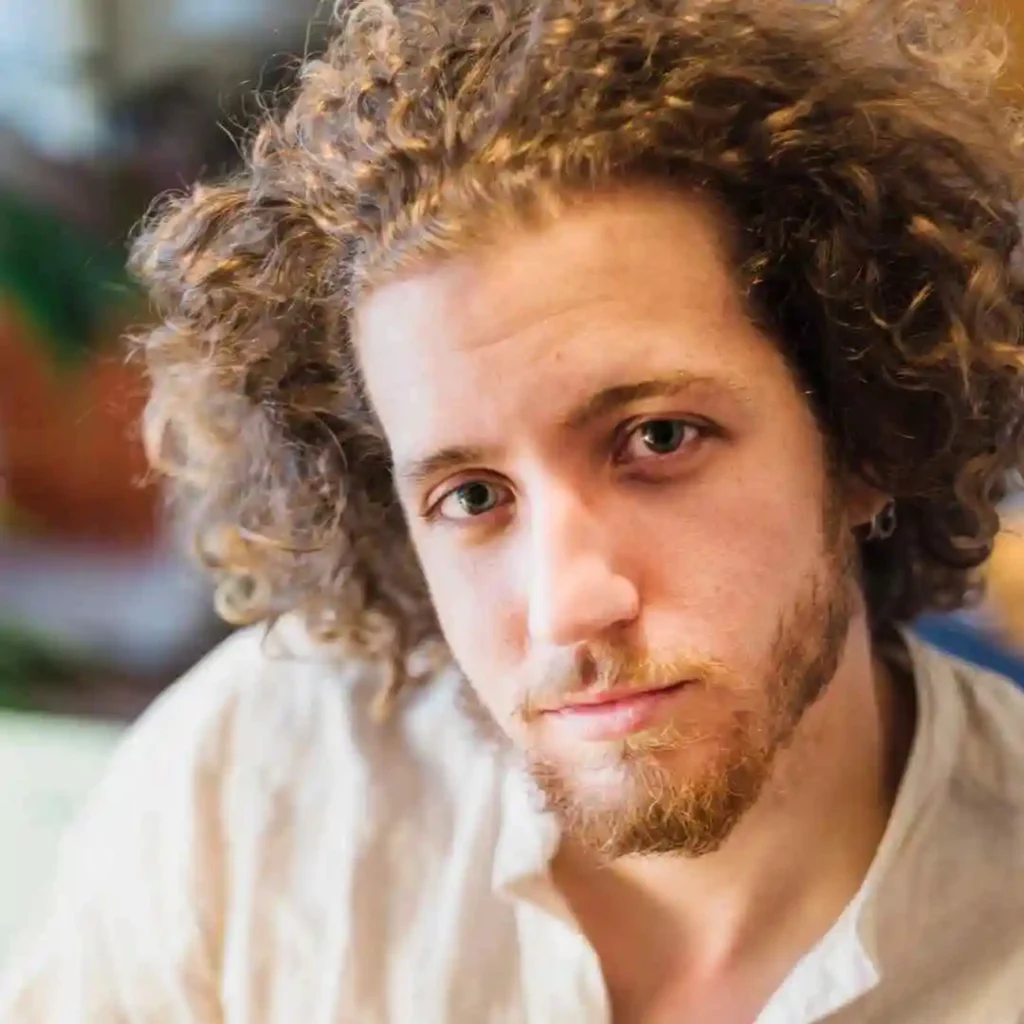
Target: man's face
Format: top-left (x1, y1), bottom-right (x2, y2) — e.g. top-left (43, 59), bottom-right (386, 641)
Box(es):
top-left (356, 189), bottom-right (857, 858)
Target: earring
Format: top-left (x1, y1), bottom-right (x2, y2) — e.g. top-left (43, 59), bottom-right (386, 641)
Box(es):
top-left (867, 501), bottom-right (897, 542)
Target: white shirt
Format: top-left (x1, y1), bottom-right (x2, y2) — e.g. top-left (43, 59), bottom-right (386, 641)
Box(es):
top-left (1, 621), bottom-right (1023, 1023)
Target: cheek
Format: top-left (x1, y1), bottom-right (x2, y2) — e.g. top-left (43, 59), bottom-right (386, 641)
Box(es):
top-left (634, 465), bottom-right (829, 657)
top-left (412, 531), bottom-right (524, 701)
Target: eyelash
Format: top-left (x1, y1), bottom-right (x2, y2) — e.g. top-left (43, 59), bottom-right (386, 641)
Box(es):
top-left (423, 416), bottom-right (717, 524)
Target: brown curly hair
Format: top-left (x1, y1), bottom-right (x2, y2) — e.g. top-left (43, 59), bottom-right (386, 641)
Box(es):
top-left (130, 0), bottom-right (1024, 711)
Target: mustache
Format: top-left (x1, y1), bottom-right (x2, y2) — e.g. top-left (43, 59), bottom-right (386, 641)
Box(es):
top-left (516, 644), bottom-right (727, 722)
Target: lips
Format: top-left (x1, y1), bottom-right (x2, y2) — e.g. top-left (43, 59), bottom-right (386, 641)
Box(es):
top-left (537, 680), bottom-right (693, 742)
top-left (544, 680), bottom-right (689, 714)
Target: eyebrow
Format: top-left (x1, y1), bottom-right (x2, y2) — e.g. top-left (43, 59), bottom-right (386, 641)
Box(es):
top-left (559, 371), bottom-right (750, 430)
top-left (395, 444), bottom-right (499, 490)
top-left (394, 371), bottom-right (750, 489)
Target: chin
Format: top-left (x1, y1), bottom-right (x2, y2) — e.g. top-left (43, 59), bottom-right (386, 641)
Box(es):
top-left (532, 743), bottom-right (673, 813)
top-left (529, 738), bottom-right (768, 858)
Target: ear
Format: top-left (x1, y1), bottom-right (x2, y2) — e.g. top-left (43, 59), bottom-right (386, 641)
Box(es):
top-left (841, 475), bottom-right (891, 532)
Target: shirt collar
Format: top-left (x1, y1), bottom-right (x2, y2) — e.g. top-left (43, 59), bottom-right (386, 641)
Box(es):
top-left (491, 757), bottom-right (561, 902)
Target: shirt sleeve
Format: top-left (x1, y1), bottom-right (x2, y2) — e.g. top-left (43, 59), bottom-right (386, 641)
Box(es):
top-left (0, 632), bottom-right (258, 1024)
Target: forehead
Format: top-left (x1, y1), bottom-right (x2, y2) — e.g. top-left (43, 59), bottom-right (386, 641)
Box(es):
top-left (354, 189), bottom-right (801, 458)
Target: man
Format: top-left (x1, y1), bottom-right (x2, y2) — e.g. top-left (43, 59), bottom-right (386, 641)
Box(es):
top-left (3, 0), bottom-right (1024, 1020)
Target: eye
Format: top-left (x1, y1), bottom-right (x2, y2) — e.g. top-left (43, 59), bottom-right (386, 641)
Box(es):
top-left (617, 418), bottom-right (703, 462)
top-left (433, 480), bottom-right (511, 521)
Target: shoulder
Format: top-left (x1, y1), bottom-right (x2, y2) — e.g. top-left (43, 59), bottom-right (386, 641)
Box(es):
top-left (107, 617), bottom-right (492, 823)
top-left (907, 636), bottom-right (1024, 928)
top-left (854, 638), bottom-right (1024, 1021)
top-left (918, 638), bottom-right (1024, 811)
top-left (0, 620), bottom-right (498, 1021)
top-left (33, 618), bottom-right (491, 901)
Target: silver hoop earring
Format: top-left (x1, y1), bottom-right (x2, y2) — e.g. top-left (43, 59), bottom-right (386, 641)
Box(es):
top-left (867, 502), bottom-right (897, 542)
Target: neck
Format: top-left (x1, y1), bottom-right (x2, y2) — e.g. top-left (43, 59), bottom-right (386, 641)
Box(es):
top-left (550, 618), bottom-right (916, 1017)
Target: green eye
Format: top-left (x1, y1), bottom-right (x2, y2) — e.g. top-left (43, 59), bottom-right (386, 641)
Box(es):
top-left (436, 480), bottom-right (506, 520)
top-left (456, 481), bottom-right (500, 515)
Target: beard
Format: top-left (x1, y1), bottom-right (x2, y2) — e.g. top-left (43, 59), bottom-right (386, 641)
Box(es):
top-left (458, 498), bottom-right (858, 862)
top-left (528, 566), bottom-right (853, 859)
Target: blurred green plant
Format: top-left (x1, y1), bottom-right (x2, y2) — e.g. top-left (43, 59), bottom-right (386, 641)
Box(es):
top-left (0, 624), bottom-right (79, 710)
top-left (0, 191), bottom-right (135, 372)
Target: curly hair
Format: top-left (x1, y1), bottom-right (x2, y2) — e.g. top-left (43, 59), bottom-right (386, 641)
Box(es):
top-left (130, 0), bottom-right (1024, 712)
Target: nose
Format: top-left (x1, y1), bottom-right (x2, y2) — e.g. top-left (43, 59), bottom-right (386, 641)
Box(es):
top-left (526, 486), bottom-right (640, 648)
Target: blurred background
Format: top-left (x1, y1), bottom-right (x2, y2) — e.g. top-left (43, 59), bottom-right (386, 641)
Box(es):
top-left (2, 0), bottom-right (1024, 966)
top-left (0, 0), bottom-right (326, 959)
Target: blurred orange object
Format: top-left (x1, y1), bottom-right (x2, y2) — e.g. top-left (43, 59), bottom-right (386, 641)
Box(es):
top-left (984, 514), bottom-right (1024, 654)
top-left (0, 301), bottom-right (157, 548)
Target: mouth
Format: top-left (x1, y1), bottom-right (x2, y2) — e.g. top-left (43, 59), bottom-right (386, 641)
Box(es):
top-left (540, 680), bottom-right (692, 742)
